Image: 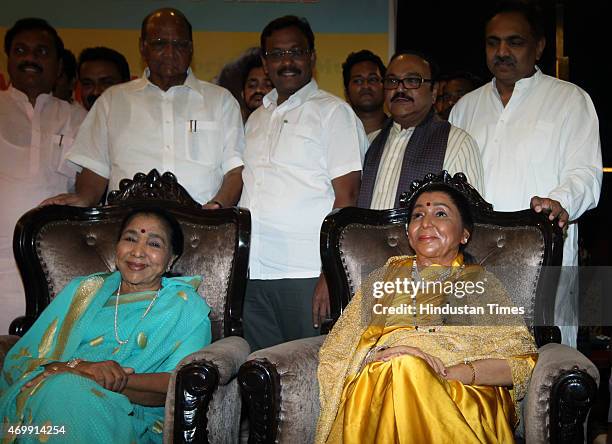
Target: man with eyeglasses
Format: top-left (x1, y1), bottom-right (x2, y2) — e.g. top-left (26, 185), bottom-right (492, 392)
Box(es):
top-left (357, 50), bottom-right (484, 210)
top-left (342, 50), bottom-right (387, 143)
top-left (44, 8), bottom-right (245, 209)
top-left (449, 1), bottom-right (602, 347)
top-left (239, 15), bottom-right (367, 351)
top-left (0, 18), bottom-right (87, 333)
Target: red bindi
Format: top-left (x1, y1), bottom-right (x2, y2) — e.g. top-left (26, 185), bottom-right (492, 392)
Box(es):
top-left (140, 229), bottom-right (146, 233)
top-left (426, 202), bottom-right (431, 206)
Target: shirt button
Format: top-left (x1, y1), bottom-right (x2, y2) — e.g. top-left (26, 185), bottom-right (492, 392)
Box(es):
top-left (165, 145), bottom-right (170, 150)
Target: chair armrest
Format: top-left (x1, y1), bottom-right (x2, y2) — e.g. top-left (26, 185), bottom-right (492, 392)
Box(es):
top-left (165, 336), bottom-right (250, 444)
top-left (524, 343), bottom-right (599, 444)
top-left (239, 335), bottom-right (326, 443)
top-left (0, 335), bottom-right (20, 367)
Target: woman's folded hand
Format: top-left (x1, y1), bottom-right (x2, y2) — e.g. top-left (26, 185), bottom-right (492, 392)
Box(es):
top-left (78, 360), bottom-right (135, 392)
top-left (22, 360), bottom-right (135, 393)
top-left (374, 346), bottom-right (447, 377)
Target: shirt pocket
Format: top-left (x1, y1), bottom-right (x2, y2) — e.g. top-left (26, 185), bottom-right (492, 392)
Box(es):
top-left (272, 123), bottom-right (323, 171)
top-left (184, 120), bottom-right (223, 167)
top-left (51, 134), bottom-right (76, 177)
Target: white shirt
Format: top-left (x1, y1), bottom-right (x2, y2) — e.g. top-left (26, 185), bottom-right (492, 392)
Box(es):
top-left (370, 123), bottom-right (484, 209)
top-left (0, 86), bottom-right (86, 332)
top-left (449, 67), bottom-right (602, 267)
top-left (66, 69), bottom-right (245, 204)
top-left (240, 80), bottom-right (367, 279)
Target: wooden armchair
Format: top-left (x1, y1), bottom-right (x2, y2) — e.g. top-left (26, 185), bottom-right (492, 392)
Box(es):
top-left (1, 169), bottom-right (250, 443)
top-left (238, 172), bottom-right (599, 443)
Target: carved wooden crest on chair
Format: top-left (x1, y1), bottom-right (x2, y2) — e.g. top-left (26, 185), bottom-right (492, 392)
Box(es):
top-left (107, 169), bottom-right (200, 208)
top-left (399, 171), bottom-right (493, 213)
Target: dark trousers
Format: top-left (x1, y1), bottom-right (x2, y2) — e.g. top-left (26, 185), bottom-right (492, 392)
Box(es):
top-left (243, 278), bottom-right (320, 352)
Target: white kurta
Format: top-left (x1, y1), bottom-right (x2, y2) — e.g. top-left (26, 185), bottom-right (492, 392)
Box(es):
top-left (66, 69), bottom-right (245, 204)
top-left (0, 87), bottom-right (86, 333)
top-left (240, 80), bottom-right (367, 279)
top-left (450, 68), bottom-right (602, 345)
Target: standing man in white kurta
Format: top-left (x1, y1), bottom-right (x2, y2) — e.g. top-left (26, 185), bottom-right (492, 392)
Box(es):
top-left (450, 1), bottom-right (602, 346)
top-left (0, 18), bottom-right (86, 333)
top-left (44, 8), bottom-right (244, 208)
top-left (240, 16), bottom-right (367, 351)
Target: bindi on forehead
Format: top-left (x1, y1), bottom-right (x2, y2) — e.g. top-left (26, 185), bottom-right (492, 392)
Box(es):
top-left (141, 229), bottom-right (146, 234)
top-left (426, 202), bottom-right (431, 206)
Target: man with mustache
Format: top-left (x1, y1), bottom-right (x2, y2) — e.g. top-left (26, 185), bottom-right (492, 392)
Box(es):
top-left (0, 18), bottom-right (86, 332)
top-left (44, 8), bottom-right (244, 208)
top-left (357, 50), bottom-right (484, 209)
top-left (77, 46), bottom-right (130, 111)
top-left (241, 51), bottom-right (272, 120)
top-left (449, 0), bottom-right (602, 346)
top-left (240, 15), bottom-right (367, 351)
top-left (342, 50), bottom-right (387, 143)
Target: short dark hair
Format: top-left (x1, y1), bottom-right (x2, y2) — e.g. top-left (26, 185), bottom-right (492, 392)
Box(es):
top-left (388, 49), bottom-right (440, 89)
top-left (141, 8), bottom-right (193, 42)
top-left (260, 15), bottom-right (314, 52)
top-left (78, 47), bottom-right (131, 82)
top-left (118, 208), bottom-right (185, 259)
top-left (342, 50), bottom-right (386, 90)
top-left (241, 47), bottom-right (264, 88)
top-left (4, 17), bottom-right (64, 58)
top-left (438, 70), bottom-right (482, 90)
top-left (487, 0), bottom-right (545, 40)
top-left (60, 49), bottom-right (77, 82)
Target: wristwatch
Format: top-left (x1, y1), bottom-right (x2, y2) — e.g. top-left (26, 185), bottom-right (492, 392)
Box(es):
top-left (66, 358), bottom-right (82, 368)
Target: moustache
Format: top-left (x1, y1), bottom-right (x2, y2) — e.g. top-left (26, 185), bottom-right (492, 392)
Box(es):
top-left (391, 92), bottom-right (413, 102)
top-left (277, 67), bottom-right (301, 76)
top-left (85, 94), bottom-right (100, 109)
top-left (250, 93), bottom-right (264, 100)
top-left (17, 61), bottom-right (43, 73)
top-left (493, 56), bottom-right (515, 66)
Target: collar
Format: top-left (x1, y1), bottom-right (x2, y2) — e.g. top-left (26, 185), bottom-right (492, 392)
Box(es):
top-left (263, 78), bottom-right (318, 109)
top-left (492, 65), bottom-right (542, 99)
top-left (129, 67), bottom-right (200, 94)
top-left (391, 107), bottom-right (437, 133)
top-left (7, 85), bottom-right (51, 106)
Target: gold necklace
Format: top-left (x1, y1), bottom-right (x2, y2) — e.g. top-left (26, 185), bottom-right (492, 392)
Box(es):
top-left (114, 284), bottom-right (160, 345)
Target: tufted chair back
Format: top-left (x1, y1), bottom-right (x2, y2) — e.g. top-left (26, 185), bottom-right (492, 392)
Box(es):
top-left (10, 170), bottom-right (250, 341)
top-left (321, 179), bottom-right (563, 335)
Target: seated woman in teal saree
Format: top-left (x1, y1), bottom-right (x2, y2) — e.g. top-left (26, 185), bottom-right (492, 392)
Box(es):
top-left (0, 208), bottom-right (212, 443)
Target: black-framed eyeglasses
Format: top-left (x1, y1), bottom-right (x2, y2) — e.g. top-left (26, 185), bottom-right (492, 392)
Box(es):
top-left (350, 76), bottom-right (382, 87)
top-left (383, 75), bottom-right (432, 90)
top-left (264, 48), bottom-right (311, 62)
top-left (146, 38), bottom-right (192, 52)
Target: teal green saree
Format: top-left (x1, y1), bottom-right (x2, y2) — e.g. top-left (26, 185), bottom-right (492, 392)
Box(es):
top-left (0, 271), bottom-right (211, 443)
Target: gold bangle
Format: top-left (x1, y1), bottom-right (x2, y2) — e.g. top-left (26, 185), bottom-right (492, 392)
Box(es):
top-left (464, 360), bottom-right (476, 385)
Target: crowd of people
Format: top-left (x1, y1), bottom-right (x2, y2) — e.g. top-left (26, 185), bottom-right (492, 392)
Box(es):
top-left (0, 0), bottom-right (604, 441)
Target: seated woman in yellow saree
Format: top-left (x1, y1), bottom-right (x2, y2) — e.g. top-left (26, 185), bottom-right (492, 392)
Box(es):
top-left (316, 179), bottom-right (537, 444)
top-left (0, 208), bottom-right (212, 443)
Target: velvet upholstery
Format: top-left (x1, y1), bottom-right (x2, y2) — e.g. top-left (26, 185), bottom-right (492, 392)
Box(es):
top-left (4, 170), bottom-right (251, 443)
top-left (239, 177), bottom-right (597, 443)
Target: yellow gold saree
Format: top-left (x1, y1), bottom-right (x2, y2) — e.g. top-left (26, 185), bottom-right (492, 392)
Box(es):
top-left (316, 255), bottom-right (537, 444)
